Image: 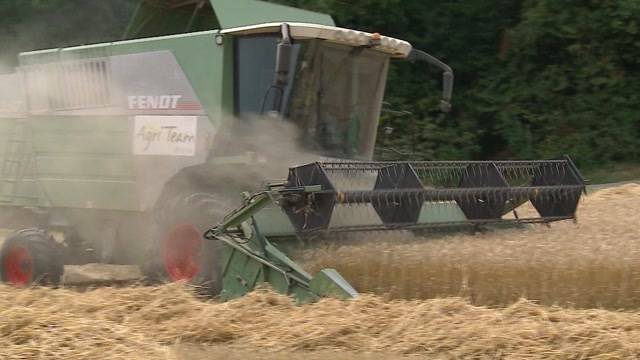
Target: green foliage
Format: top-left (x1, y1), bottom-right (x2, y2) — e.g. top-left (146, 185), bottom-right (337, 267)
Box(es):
top-left (275, 0), bottom-right (523, 160)
top-left (477, 0), bottom-right (640, 165)
top-left (279, 0), bottom-right (639, 167)
top-left (0, 0), bottom-right (135, 70)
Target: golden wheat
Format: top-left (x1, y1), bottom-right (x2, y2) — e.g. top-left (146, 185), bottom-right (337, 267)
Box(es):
top-left (300, 183), bottom-right (640, 308)
top-left (4, 284), bottom-right (640, 359)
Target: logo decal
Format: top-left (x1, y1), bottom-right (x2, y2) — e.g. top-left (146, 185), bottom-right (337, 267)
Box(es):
top-left (128, 95), bottom-right (182, 110)
top-left (133, 116), bottom-right (197, 156)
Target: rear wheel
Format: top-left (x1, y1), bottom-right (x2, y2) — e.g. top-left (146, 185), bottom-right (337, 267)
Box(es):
top-left (144, 190), bottom-right (235, 295)
top-left (0, 229), bottom-right (63, 287)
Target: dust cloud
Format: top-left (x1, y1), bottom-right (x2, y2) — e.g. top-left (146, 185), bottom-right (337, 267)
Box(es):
top-left (210, 113), bottom-right (320, 185)
top-left (1, 56), bottom-right (327, 269)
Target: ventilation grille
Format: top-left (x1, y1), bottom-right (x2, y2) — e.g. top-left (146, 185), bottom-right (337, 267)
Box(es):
top-left (23, 58), bottom-right (112, 112)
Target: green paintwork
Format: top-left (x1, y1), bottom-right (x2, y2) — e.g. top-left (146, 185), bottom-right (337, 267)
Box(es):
top-left (211, 0), bottom-right (334, 29)
top-left (253, 203), bottom-right (468, 236)
top-left (3, 0), bottom-right (336, 211)
top-left (0, 118), bottom-right (42, 207)
top-left (210, 187), bottom-right (358, 303)
top-left (1, 1), bottom-right (333, 213)
top-left (309, 269), bottom-right (358, 299)
top-left (2, 0), bottom-right (333, 212)
top-left (418, 202), bottom-right (467, 223)
top-left (124, 2), bottom-right (219, 39)
top-left (8, 31), bottom-right (231, 210)
top-left (218, 230), bottom-right (357, 303)
top-left (253, 206), bottom-right (297, 236)
top-left (213, 192), bottom-right (273, 235)
top-left (3, 115), bottom-right (136, 209)
top-left (111, 31), bottom-right (229, 119)
top-left (124, 0), bottom-right (333, 39)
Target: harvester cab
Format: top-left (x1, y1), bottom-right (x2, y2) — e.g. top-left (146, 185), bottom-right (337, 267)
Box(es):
top-left (223, 22), bottom-right (446, 160)
top-left (124, 0), bottom-right (452, 161)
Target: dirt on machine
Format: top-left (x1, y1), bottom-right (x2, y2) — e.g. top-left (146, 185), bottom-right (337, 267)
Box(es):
top-left (0, 0), bottom-right (586, 300)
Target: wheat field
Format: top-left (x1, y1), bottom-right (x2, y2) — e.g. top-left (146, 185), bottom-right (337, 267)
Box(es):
top-left (4, 284), bottom-right (640, 359)
top-left (301, 183), bottom-right (640, 309)
top-left (1, 183), bottom-right (640, 359)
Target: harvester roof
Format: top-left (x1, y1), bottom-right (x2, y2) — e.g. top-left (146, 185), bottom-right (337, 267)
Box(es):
top-left (125, 0), bottom-right (334, 39)
top-left (222, 22), bottom-right (413, 58)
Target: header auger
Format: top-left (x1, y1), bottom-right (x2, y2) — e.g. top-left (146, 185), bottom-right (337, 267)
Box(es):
top-left (206, 157), bottom-right (586, 302)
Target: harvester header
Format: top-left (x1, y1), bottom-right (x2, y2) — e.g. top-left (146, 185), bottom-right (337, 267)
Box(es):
top-left (207, 157), bottom-right (586, 302)
top-left (282, 157), bottom-right (586, 232)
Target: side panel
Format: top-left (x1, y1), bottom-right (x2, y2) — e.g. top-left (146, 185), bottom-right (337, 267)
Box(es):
top-left (0, 73), bottom-right (40, 206)
top-left (28, 115), bottom-right (137, 210)
top-left (0, 73), bottom-right (25, 119)
top-left (14, 32), bottom-right (233, 211)
top-left (109, 32), bottom-right (227, 120)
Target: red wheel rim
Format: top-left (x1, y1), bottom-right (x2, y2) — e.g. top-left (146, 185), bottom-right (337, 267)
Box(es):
top-left (3, 245), bottom-right (33, 287)
top-left (163, 224), bottom-right (202, 281)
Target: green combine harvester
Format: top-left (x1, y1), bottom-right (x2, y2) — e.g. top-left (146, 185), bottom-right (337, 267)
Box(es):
top-left (0, 0), bottom-right (585, 301)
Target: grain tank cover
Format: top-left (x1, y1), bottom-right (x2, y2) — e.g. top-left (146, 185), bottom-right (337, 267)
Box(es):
top-left (223, 22), bottom-right (412, 58)
top-left (212, 0), bottom-right (334, 29)
top-left (124, 0), bottom-right (334, 39)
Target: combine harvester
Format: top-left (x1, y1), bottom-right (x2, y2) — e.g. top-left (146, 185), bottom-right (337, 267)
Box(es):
top-left (0, 0), bottom-right (585, 299)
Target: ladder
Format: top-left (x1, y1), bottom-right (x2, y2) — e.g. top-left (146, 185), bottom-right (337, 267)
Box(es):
top-left (0, 118), bottom-right (35, 204)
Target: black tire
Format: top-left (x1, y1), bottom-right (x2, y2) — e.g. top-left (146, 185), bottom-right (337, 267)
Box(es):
top-left (0, 229), bottom-right (63, 287)
top-left (143, 189), bottom-right (235, 296)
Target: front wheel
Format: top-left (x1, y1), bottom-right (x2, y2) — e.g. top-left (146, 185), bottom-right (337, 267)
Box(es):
top-left (144, 190), bottom-right (234, 295)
